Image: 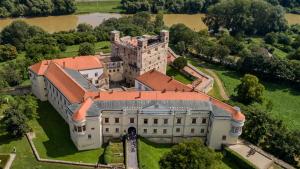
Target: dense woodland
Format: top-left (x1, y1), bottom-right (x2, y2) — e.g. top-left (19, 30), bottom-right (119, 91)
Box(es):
top-left (0, 0), bottom-right (76, 17)
top-left (121, 0), bottom-right (300, 14)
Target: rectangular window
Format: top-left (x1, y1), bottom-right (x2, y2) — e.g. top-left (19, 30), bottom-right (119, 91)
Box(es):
top-left (222, 135), bottom-right (227, 141)
top-left (91, 128), bottom-right (95, 130)
top-left (153, 119), bottom-right (158, 124)
top-left (78, 126), bottom-right (82, 132)
top-left (163, 129), bottom-right (167, 134)
top-left (74, 125), bottom-right (77, 132)
top-left (105, 118), bottom-right (109, 123)
top-left (95, 80), bottom-right (99, 84)
top-left (191, 128), bottom-right (195, 134)
top-left (177, 118), bottom-right (181, 124)
top-left (153, 129), bottom-right (157, 134)
top-left (176, 128), bottom-right (180, 133)
top-left (82, 125), bottom-right (86, 131)
top-left (164, 119), bottom-right (168, 124)
top-left (95, 72), bottom-right (98, 77)
top-left (116, 128), bottom-right (119, 133)
top-left (192, 118), bottom-right (197, 124)
top-left (144, 119), bottom-right (148, 124)
top-left (130, 118), bottom-right (134, 123)
top-left (88, 134), bottom-right (92, 139)
top-left (143, 129), bottom-right (147, 134)
top-left (201, 128), bottom-right (205, 133)
top-left (202, 118), bottom-right (207, 124)
top-left (105, 128), bottom-right (109, 133)
top-left (115, 118), bottom-right (119, 123)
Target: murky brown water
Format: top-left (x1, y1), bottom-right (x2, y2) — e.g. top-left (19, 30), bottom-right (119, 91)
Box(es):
top-left (0, 13), bottom-right (122, 33)
top-left (0, 13), bottom-right (299, 33)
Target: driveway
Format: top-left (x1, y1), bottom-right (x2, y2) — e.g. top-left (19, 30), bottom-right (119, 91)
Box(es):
top-left (126, 139), bottom-right (138, 169)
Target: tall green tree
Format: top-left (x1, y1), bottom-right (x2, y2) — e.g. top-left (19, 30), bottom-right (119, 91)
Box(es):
top-left (203, 0), bottom-right (288, 35)
top-left (78, 42), bottom-right (95, 56)
top-left (0, 44), bottom-right (17, 62)
top-left (0, 21), bottom-right (45, 50)
top-left (235, 74), bottom-right (265, 104)
top-left (173, 56), bottom-right (187, 70)
top-left (2, 108), bottom-right (30, 138)
top-left (159, 139), bottom-right (222, 169)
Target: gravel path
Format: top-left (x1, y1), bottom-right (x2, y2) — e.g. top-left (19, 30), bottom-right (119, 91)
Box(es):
top-left (204, 68), bottom-right (229, 100)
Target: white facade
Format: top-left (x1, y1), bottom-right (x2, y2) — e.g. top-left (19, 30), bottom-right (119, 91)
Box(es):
top-left (79, 68), bottom-right (104, 87)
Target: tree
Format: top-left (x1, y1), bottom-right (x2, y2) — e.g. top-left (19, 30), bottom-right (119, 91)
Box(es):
top-left (213, 44), bottom-right (230, 64)
top-left (2, 108), bottom-right (30, 138)
top-left (203, 0), bottom-right (288, 35)
top-left (235, 74), bottom-right (265, 104)
top-left (77, 23), bottom-right (93, 32)
top-left (264, 32), bottom-right (277, 44)
top-left (0, 20), bottom-right (45, 50)
top-left (15, 95), bottom-right (38, 120)
top-left (173, 57), bottom-right (187, 70)
top-left (78, 42), bottom-right (95, 56)
top-left (159, 139), bottom-right (222, 169)
top-left (25, 34), bottom-right (60, 62)
top-left (154, 12), bottom-right (164, 32)
top-left (0, 61), bottom-right (23, 86)
top-left (288, 48), bottom-right (300, 60)
top-left (219, 35), bottom-right (244, 55)
top-left (0, 44), bottom-right (17, 62)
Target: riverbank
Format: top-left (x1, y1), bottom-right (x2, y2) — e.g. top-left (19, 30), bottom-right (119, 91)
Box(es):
top-left (75, 0), bottom-right (124, 14)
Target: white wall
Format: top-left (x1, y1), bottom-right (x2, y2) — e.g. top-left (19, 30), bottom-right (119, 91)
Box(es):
top-left (79, 68), bottom-right (104, 87)
top-left (29, 71), bottom-right (47, 101)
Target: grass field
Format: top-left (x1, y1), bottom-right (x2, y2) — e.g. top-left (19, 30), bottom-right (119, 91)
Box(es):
top-left (61, 41), bottom-right (111, 57)
top-left (203, 63), bottom-right (300, 130)
top-left (32, 101), bottom-right (104, 163)
top-left (137, 137), bottom-right (240, 169)
top-left (75, 1), bottom-right (124, 14)
top-left (0, 121), bottom-right (89, 169)
top-left (166, 66), bottom-right (194, 84)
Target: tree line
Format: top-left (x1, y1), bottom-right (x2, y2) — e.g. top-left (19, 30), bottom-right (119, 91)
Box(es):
top-left (0, 0), bottom-right (76, 18)
top-left (0, 12), bottom-right (165, 88)
top-left (121, 0), bottom-right (300, 14)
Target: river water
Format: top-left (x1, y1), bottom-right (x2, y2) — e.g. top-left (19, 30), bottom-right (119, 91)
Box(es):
top-left (0, 13), bottom-right (299, 33)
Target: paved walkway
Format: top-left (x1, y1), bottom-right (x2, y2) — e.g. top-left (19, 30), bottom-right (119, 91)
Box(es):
top-left (126, 139), bottom-right (138, 169)
top-left (4, 154), bottom-right (16, 169)
top-left (204, 68), bottom-right (229, 100)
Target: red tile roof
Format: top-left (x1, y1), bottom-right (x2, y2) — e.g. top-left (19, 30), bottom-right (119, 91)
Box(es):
top-left (136, 70), bottom-right (193, 92)
top-left (95, 91), bottom-right (210, 101)
top-left (72, 97), bottom-right (94, 122)
top-left (44, 62), bottom-right (87, 103)
top-left (29, 55), bottom-right (103, 75)
top-left (210, 98), bottom-right (245, 121)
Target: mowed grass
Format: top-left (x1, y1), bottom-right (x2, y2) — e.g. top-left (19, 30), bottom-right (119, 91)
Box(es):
top-left (137, 137), bottom-right (239, 169)
top-left (166, 66), bottom-right (195, 84)
top-left (0, 121), bottom-right (89, 168)
top-left (204, 63), bottom-right (300, 130)
top-left (75, 1), bottom-right (124, 14)
top-left (61, 41), bottom-right (111, 57)
top-left (137, 137), bottom-right (172, 169)
top-left (32, 101), bottom-right (104, 163)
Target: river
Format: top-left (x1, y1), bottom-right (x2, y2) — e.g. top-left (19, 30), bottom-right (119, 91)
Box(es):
top-left (0, 13), bottom-right (299, 33)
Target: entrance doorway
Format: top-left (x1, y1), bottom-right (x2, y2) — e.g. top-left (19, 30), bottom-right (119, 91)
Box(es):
top-left (128, 127), bottom-right (136, 140)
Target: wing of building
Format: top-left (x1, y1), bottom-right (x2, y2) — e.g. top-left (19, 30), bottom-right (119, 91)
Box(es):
top-left (29, 31), bottom-right (245, 151)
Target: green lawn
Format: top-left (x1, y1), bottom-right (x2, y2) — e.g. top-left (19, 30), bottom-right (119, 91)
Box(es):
top-left (166, 66), bottom-right (194, 84)
top-left (32, 101), bottom-right (104, 163)
top-left (75, 1), bottom-right (124, 14)
top-left (61, 41), bottom-right (111, 57)
top-left (0, 124), bottom-right (89, 169)
top-left (137, 137), bottom-right (173, 169)
top-left (203, 63), bottom-right (300, 130)
top-left (137, 137), bottom-right (240, 169)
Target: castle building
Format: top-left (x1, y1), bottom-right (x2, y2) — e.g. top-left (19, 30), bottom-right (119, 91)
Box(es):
top-left (29, 31), bottom-right (245, 151)
top-left (110, 30), bottom-right (169, 85)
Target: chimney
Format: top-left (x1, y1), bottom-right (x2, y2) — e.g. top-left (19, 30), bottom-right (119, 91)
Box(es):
top-left (162, 89), bottom-right (166, 93)
top-left (135, 91), bottom-right (142, 99)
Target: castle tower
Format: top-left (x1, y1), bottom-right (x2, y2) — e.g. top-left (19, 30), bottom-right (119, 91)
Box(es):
top-left (160, 30), bottom-right (169, 43)
top-left (110, 30), bottom-right (120, 42)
